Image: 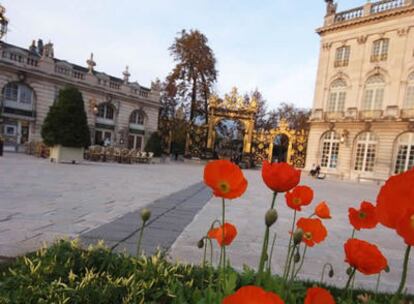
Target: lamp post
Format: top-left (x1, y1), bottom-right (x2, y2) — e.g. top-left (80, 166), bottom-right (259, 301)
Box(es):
top-left (0, 5), bottom-right (8, 40)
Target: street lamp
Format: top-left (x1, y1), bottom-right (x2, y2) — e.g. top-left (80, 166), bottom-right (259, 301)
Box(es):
top-left (0, 5), bottom-right (8, 40)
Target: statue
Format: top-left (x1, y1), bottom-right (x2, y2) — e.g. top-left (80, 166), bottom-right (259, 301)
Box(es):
top-left (325, 0), bottom-right (337, 16)
top-left (86, 53), bottom-right (96, 74)
top-left (42, 41), bottom-right (54, 58)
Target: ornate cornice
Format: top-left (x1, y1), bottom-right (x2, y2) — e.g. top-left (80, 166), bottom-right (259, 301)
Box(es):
top-left (317, 6), bottom-right (414, 36)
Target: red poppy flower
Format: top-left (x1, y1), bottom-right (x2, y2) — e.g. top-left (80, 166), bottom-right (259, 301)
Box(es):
top-left (304, 287), bottom-right (336, 304)
top-left (396, 209), bottom-right (414, 246)
top-left (376, 168), bottom-right (414, 229)
top-left (344, 238), bottom-right (388, 275)
top-left (348, 201), bottom-right (378, 231)
top-left (222, 286), bottom-right (284, 304)
top-left (296, 218), bottom-right (327, 247)
top-left (285, 185), bottom-right (313, 211)
top-left (262, 161), bottom-right (301, 193)
top-left (204, 160), bottom-right (248, 199)
top-left (315, 201), bottom-right (331, 219)
top-left (207, 223), bottom-right (237, 247)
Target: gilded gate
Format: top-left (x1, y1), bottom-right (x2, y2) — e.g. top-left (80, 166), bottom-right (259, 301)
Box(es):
top-left (160, 87), bottom-right (308, 168)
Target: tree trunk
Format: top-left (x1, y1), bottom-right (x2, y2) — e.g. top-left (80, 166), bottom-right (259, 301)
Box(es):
top-left (201, 73), bottom-right (209, 125)
top-left (190, 76), bottom-right (197, 122)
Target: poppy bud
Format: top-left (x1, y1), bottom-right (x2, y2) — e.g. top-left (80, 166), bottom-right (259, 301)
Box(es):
top-left (293, 228), bottom-right (304, 245)
top-left (140, 208), bottom-right (151, 223)
top-left (265, 209), bottom-right (278, 227)
top-left (384, 265), bottom-right (390, 273)
top-left (294, 251), bottom-right (301, 263)
top-left (346, 267), bottom-right (353, 276)
top-left (197, 239), bottom-right (204, 249)
top-left (328, 268), bottom-right (334, 278)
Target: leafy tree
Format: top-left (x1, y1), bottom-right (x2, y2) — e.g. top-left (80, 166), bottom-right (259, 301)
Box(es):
top-left (158, 80), bottom-right (178, 119)
top-left (166, 29), bottom-right (217, 124)
top-left (273, 102), bottom-right (311, 130)
top-left (145, 132), bottom-right (163, 156)
top-left (41, 86), bottom-right (90, 147)
top-left (245, 89), bottom-right (268, 130)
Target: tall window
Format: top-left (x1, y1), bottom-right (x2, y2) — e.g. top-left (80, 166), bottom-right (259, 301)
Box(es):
top-left (404, 73), bottom-right (414, 109)
top-left (4, 83), bottom-right (33, 105)
top-left (97, 103), bottom-right (114, 120)
top-left (320, 131), bottom-right (340, 169)
top-left (354, 132), bottom-right (378, 172)
top-left (129, 110), bottom-right (145, 125)
top-left (334, 46), bottom-right (350, 67)
top-left (362, 75), bottom-right (385, 111)
top-left (327, 79), bottom-right (347, 112)
top-left (371, 39), bottom-right (389, 62)
top-left (394, 133), bottom-right (414, 174)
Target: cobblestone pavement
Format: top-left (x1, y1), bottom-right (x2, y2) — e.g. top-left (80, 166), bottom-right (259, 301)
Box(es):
top-left (0, 153), bottom-right (204, 258)
top-left (81, 182), bottom-right (212, 256)
top-left (170, 169), bottom-right (414, 293)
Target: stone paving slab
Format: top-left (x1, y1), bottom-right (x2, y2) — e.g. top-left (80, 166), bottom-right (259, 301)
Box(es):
top-left (170, 170), bottom-right (414, 294)
top-left (82, 182), bottom-right (212, 256)
top-left (0, 153), bottom-right (205, 257)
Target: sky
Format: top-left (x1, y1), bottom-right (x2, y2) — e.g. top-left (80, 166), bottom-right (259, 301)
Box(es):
top-left (2, 0), bottom-right (365, 110)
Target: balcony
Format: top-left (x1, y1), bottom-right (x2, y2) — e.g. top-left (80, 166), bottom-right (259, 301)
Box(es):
top-left (310, 109), bottom-right (323, 121)
top-left (334, 60), bottom-right (349, 68)
top-left (345, 108), bottom-right (358, 120)
top-left (370, 53), bottom-right (388, 62)
top-left (324, 111), bottom-right (344, 121)
top-left (359, 110), bottom-right (383, 120)
top-left (401, 108), bottom-right (414, 119)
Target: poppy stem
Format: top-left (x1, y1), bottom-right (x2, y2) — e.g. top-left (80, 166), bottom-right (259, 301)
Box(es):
top-left (209, 238), bottom-right (213, 265)
top-left (136, 221), bottom-right (146, 257)
top-left (257, 192), bottom-right (278, 281)
top-left (351, 229), bottom-right (356, 239)
top-left (320, 262), bottom-right (334, 284)
top-left (391, 245), bottom-right (411, 304)
top-left (293, 245), bottom-right (308, 279)
top-left (267, 233), bottom-right (277, 273)
top-left (221, 198), bottom-right (226, 290)
top-left (344, 267), bottom-right (356, 292)
top-left (374, 272), bottom-right (382, 301)
top-left (283, 210), bottom-right (297, 279)
top-left (202, 237), bottom-right (208, 268)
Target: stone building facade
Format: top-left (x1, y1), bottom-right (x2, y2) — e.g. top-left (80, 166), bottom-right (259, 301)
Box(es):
top-left (0, 39), bottom-right (160, 152)
top-left (306, 0), bottom-right (414, 181)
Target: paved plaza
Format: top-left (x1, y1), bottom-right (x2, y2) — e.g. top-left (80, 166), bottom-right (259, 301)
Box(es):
top-left (0, 153), bottom-right (412, 293)
top-left (0, 153), bottom-right (205, 258)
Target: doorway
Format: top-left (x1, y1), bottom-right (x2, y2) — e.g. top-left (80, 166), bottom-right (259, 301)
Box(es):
top-left (128, 134), bottom-right (144, 151)
top-left (272, 134), bottom-right (289, 163)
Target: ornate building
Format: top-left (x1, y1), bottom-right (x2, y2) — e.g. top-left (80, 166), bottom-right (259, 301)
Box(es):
top-left (306, 0), bottom-right (414, 181)
top-left (0, 38), bottom-right (160, 152)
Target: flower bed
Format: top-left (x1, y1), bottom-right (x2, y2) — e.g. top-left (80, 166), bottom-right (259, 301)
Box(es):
top-left (0, 240), bottom-right (411, 303)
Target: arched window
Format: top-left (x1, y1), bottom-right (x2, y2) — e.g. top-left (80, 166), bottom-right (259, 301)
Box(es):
top-left (354, 132), bottom-right (378, 172)
top-left (394, 133), bottom-right (414, 174)
top-left (129, 110), bottom-right (145, 125)
top-left (320, 131), bottom-right (340, 169)
top-left (327, 79), bottom-right (347, 112)
top-left (4, 83), bottom-right (33, 105)
top-left (403, 73), bottom-right (414, 109)
top-left (362, 75), bottom-right (385, 111)
top-left (97, 103), bottom-right (114, 120)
